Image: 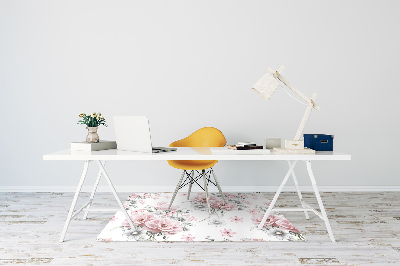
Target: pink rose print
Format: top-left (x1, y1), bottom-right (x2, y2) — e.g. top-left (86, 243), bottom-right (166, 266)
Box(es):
top-left (220, 228), bottom-right (237, 238)
top-left (156, 201), bottom-right (179, 211)
top-left (253, 238), bottom-right (264, 241)
top-left (139, 200), bottom-right (146, 205)
top-left (132, 213), bottom-right (155, 226)
top-left (130, 210), bottom-right (139, 215)
top-left (262, 201), bottom-right (271, 207)
top-left (145, 217), bottom-right (182, 235)
top-left (166, 210), bottom-right (177, 217)
top-left (248, 209), bottom-right (262, 215)
top-left (229, 216), bottom-right (243, 223)
top-left (192, 194), bottom-right (217, 203)
top-left (181, 234), bottom-right (195, 241)
top-left (210, 199), bottom-right (225, 209)
top-left (274, 219), bottom-right (300, 233)
top-left (151, 194), bottom-right (160, 200)
top-left (224, 193), bottom-right (235, 199)
top-left (251, 214), bottom-right (281, 228)
top-left (157, 201), bottom-right (167, 207)
top-left (221, 203), bottom-right (238, 211)
top-left (122, 213), bottom-right (154, 228)
top-left (110, 216), bottom-right (118, 223)
top-left (129, 193), bottom-right (140, 199)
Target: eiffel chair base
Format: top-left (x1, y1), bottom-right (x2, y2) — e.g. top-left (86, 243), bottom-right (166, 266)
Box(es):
top-left (168, 168), bottom-right (226, 213)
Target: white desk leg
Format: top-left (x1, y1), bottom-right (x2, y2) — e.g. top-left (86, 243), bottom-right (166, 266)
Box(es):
top-left (258, 160), bottom-right (297, 229)
top-left (59, 160), bottom-right (89, 242)
top-left (306, 160), bottom-right (336, 242)
top-left (96, 160), bottom-right (135, 229)
top-left (288, 160), bottom-right (310, 220)
top-left (83, 161), bottom-right (106, 219)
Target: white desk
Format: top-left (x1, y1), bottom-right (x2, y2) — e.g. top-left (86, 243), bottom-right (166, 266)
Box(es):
top-left (43, 148), bottom-right (351, 242)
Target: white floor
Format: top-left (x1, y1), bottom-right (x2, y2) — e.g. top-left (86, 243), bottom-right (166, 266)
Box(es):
top-left (0, 191), bottom-right (399, 265)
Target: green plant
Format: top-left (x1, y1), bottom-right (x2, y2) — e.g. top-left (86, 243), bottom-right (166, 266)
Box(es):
top-left (77, 112), bottom-right (107, 127)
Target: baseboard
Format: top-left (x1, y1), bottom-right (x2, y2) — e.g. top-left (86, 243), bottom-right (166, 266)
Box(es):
top-left (1, 186), bottom-right (400, 193)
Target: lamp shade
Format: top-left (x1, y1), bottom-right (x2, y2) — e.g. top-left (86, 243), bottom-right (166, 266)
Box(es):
top-left (251, 73), bottom-right (280, 101)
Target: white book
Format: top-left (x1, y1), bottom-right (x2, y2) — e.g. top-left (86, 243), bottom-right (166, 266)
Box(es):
top-left (211, 147), bottom-right (270, 155)
top-left (70, 140), bottom-right (117, 151)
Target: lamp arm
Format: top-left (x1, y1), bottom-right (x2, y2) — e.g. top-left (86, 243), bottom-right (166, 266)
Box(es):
top-left (294, 93), bottom-right (317, 140)
top-left (273, 72), bottom-right (320, 111)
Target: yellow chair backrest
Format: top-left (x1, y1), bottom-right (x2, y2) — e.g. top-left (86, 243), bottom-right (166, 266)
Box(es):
top-left (169, 127), bottom-right (226, 148)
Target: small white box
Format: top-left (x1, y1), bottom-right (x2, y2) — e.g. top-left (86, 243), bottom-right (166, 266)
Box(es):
top-left (265, 138), bottom-right (281, 149)
top-left (285, 140), bottom-right (304, 150)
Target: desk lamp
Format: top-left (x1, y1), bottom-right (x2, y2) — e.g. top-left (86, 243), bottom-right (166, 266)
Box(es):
top-left (252, 66), bottom-right (319, 154)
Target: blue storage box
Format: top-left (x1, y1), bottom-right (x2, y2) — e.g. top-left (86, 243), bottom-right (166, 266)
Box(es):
top-left (304, 134), bottom-right (334, 151)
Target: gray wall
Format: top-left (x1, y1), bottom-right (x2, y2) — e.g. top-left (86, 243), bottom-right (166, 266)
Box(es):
top-left (1, 0), bottom-right (399, 190)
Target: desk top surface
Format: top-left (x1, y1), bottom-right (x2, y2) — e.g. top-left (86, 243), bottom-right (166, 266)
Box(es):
top-left (43, 147), bottom-right (351, 161)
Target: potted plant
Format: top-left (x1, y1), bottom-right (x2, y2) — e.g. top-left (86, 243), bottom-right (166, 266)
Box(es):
top-left (77, 112), bottom-right (107, 143)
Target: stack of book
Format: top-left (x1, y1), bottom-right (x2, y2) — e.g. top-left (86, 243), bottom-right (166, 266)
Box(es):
top-left (211, 142), bottom-right (270, 155)
top-left (70, 140), bottom-right (117, 151)
top-left (227, 142), bottom-right (263, 150)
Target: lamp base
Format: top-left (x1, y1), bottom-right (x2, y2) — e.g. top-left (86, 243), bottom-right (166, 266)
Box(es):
top-left (273, 147), bottom-right (315, 154)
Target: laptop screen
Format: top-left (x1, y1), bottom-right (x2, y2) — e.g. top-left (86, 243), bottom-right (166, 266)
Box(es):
top-left (113, 116), bottom-right (153, 153)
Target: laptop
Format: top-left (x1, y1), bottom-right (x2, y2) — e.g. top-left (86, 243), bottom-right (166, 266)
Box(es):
top-left (113, 116), bottom-right (177, 153)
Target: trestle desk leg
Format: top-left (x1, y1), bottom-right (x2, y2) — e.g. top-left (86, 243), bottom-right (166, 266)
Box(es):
top-left (258, 160), bottom-right (297, 229)
top-left (59, 160), bottom-right (89, 242)
top-left (288, 160), bottom-right (310, 220)
top-left (306, 160), bottom-right (336, 242)
top-left (83, 161), bottom-right (106, 219)
top-left (96, 160), bottom-right (135, 229)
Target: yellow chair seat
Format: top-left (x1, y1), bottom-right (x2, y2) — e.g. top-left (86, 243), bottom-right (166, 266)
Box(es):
top-left (167, 127), bottom-right (226, 170)
top-left (168, 160), bottom-right (218, 171)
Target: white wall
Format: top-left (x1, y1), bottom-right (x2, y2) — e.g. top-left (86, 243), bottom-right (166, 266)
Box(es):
top-left (1, 0), bottom-right (399, 190)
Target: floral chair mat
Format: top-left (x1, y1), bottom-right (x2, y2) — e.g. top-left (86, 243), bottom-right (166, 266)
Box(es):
top-left (97, 192), bottom-right (306, 242)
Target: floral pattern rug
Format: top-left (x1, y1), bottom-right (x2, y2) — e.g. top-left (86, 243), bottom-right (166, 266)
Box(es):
top-left (97, 192), bottom-right (306, 242)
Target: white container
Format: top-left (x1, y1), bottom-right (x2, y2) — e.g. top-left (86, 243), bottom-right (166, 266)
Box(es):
top-left (285, 140), bottom-right (304, 150)
top-left (265, 138), bottom-right (281, 149)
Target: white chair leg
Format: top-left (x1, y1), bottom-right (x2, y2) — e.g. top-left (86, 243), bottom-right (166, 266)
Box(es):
top-left (169, 170), bottom-right (186, 209)
top-left (187, 171), bottom-right (194, 200)
top-left (202, 169), bottom-right (211, 214)
top-left (306, 160), bottom-right (336, 242)
top-left (211, 168), bottom-right (226, 204)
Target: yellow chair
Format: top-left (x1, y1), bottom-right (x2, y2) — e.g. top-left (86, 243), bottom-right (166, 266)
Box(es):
top-left (168, 127), bottom-right (227, 212)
